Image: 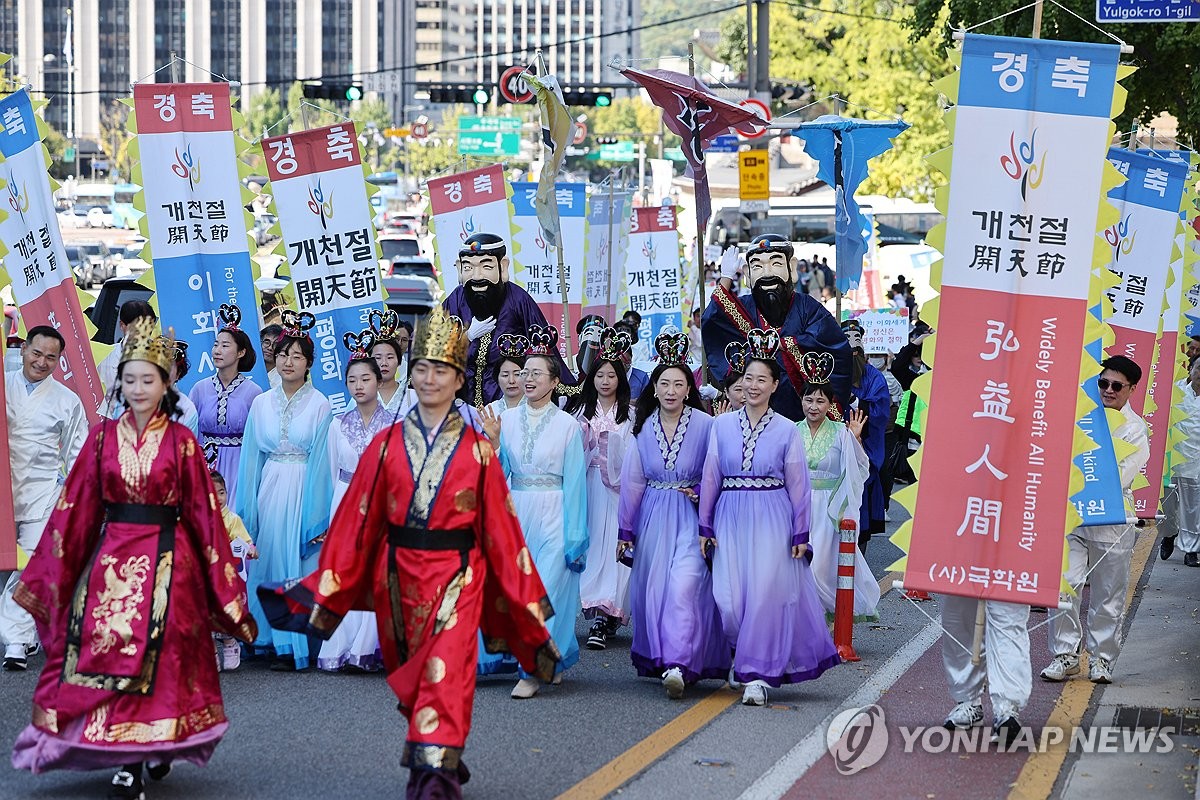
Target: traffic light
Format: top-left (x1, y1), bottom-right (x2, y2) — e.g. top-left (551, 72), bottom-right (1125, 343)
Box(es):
top-left (428, 85), bottom-right (495, 104)
top-left (771, 84), bottom-right (811, 104)
top-left (302, 82), bottom-right (364, 101)
top-left (594, 136), bottom-right (619, 145)
top-left (561, 89), bottom-right (615, 107)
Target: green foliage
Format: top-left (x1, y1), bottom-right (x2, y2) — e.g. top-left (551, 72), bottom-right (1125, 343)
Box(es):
top-left (909, 0), bottom-right (1200, 140)
top-left (401, 105), bottom-right (469, 182)
top-left (240, 87), bottom-right (286, 141)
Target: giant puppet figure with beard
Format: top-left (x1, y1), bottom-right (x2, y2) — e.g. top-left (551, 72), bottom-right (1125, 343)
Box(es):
top-left (842, 318), bottom-right (891, 550)
top-left (702, 234), bottom-right (851, 420)
top-left (443, 232), bottom-right (576, 407)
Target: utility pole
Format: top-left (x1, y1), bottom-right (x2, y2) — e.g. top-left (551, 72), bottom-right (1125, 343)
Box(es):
top-left (754, 0), bottom-right (770, 102)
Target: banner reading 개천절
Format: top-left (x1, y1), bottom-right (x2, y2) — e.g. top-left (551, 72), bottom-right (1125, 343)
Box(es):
top-left (510, 182), bottom-right (586, 345)
top-left (895, 34), bottom-right (1123, 606)
top-left (624, 205), bottom-right (683, 352)
top-left (427, 164), bottom-right (512, 290)
top-left (263, 124), bottom-right (384, 413)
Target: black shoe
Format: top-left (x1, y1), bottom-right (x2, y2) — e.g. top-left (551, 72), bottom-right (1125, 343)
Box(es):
top-left (585, 620), bottom-right (607, 650)
top-left (992, 716), bottom-right (1023, 750)
top-left (1030, 606), bottom-right (1047, 614)
top-left (1185, 552), bottom-right (1199, 568)
top-left (604, 615), bottom-right (622, 636)
top-left (107, 765), bottom-right (145, 800)
top-left (1161, 536), bottom-right (1176, 561)
top-left (269, 655), bottom-right (297, 672)
top-left (146, 761), bottom-right (171, 781)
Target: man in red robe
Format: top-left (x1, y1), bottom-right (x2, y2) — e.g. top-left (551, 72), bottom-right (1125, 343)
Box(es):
top-left (260, 309), bottom-right (559, 800)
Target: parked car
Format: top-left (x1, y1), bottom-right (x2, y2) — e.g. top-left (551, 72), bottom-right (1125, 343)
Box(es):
top-left (87, 205), bottom-right (114, 228)
top-left (75, 241), bottom-right (118, 286)
top-left (383, 274), bottom-right (436, 328)
top-left (64, 245), bottom-right (90, 287)
top-left (85, 279), bottom-right (154, 346)
top-left (252, 212), bottom-right (279, 247)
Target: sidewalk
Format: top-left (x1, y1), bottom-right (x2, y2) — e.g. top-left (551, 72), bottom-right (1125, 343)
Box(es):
top-left (1056, 539), bottom-right (1200, 800)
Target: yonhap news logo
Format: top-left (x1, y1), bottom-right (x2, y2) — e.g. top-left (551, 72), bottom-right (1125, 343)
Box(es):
top-left (826, 705), bottom-right (1177, 773)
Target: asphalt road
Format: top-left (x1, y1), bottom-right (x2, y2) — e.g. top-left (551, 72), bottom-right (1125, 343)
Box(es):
top-left (0, 514), bottom-right (932, 800)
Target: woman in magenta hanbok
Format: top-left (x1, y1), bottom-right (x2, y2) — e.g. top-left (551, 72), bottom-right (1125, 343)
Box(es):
top-left (618, 332), bottom-right (730, 699)
top-left (10, 318), bottom-right (256, 799)
top-left (700, 330), bottom-right (839, 706)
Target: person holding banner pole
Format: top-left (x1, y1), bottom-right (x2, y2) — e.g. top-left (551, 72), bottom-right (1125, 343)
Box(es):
top-left (700, 332), bottom-right (840, 706)
top-left (840, 319), bottom-right (890, 550)
top-left (189, 304), bottom-right (264, 512)
top-left (0, 326), bottom-right (87, 671)
top-left (1043, 356), bottom-right (1150, 685)
top-left (1161, 357), bottom-right (1200, 566)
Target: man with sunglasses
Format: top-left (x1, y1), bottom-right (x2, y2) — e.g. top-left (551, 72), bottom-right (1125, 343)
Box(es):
top-left (1042, 355), bottom-right (1150, 685)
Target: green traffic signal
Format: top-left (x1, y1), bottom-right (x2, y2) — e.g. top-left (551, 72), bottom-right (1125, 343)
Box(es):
top-left (346, 85), bottom-right (363, 101)
top-left (595, 94), bottom-right (611, 107)
top-left (472, 88), bottom-right (490, 105)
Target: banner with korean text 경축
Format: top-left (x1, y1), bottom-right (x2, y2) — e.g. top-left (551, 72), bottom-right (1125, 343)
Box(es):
top-left (427, 164), bottom-right (513, 291)
top-left (583, 189), bottom-right (632, 325)
top-left (0, 88), bottom-right (103, 421)
top-left (1102, 147), bottom-right (1188, 516)
top-left (510, 182), bottom-right (586, 343)
top-left (263, 123), bottom-right (384, 414)
top-left (891, 34), bottom-right (1125, 605)
top-left (624, 206), bottom-right (683, 353)
top-left (132, 82), bottom-right (266, 394)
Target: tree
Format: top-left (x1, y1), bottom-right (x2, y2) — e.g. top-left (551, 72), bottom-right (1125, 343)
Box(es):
top-left (400, 105), bottom-right (468, 182)
top-left (240, 87), bottom-right (286, 141)
top-left (98, 100), bottom-right (134, 181)
top-left (910, 0), bottom-right (1200, 140)
top-left (719, 0), bottom-right (953, 201)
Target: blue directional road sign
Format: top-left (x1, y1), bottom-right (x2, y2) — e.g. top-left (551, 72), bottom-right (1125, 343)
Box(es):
top-left (1097, 0), bottom-right (1200, 23)
top-left (708, 134), bottom-right (740, 153)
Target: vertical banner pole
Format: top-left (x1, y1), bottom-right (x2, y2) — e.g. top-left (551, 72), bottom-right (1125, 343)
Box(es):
top-left (605, 171), bottom-right (618, 321)
top-left (1032, 0), bottom-right (1044, 39)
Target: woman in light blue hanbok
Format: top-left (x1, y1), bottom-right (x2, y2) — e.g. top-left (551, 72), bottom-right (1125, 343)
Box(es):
top-left (480, 326), bottom-right (587, 699)
top-left (236, 314), bottom-right (333, 671)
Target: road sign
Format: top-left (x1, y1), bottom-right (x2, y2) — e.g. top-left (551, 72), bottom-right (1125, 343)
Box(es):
top-left (1097, 0), bottom-right (1200, 22)
top-left (499, 66), bottom-right (535, 104)
top-left (458, 131), bottom-right (522, 157)
top-left (384, 127), bottom-right (410, 138)
top-left (739, 150), bottom-right (770, 201)
top-left (459, 116), bottom-right (522, 132)
top-left (708, 134), bottom-right (740, 153)
top-left (573, 122), bottom-right (588, 145)
top-left (590, 141), bottom-right (636, 161)
top-left (63, 146), bottom-right (76, 163)
top-left (411, 121), bottom-right (429, 139)
top-left (740, 199), bottom-right (770, 212)
top-left (735, 98), bottom-right (771, 138)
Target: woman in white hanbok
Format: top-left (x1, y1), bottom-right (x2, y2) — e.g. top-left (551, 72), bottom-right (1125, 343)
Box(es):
top-left (369, 310), bottom-right (411, 414)
top-left (797, 381), bottom-right (879, 620)
top-left (318, 344), bottom-right (392, 672)
top-left (236, 317), bottom-right (333, 671)
top-left (484, 347), bottom-right (527, 418)
top-left (480, 329), bottom-right (587, 699)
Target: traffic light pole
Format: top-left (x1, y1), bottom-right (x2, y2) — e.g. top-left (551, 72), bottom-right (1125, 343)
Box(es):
top-left (754, 0), bottom-right (770, 102)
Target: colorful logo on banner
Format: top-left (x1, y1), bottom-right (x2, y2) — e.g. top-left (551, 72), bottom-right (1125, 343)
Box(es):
top-left (511, 182), bottom-right (587, 342)
top-left (891, 34), bottom-right (1123, 606)
top-left (132, 83), bottom-right (265, 394)
top-left (624, 206), bottom-right (683, 358)
top-left (0, 88), bottom-right (104, 422)
top-left (263, 123), bottom-right (384, 414)
top-left (427, 164), bottom-right (513, 290)
top-left (1103, 147), bottom-right (1190, 516)
top-left (583, 190), bottom-right (631, 323)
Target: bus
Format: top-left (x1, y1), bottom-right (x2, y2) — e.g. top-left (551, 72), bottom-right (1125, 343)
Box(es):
top-left (112, 182), bottom-right (139, 230)
top-left (71, 182), bottom-right (140, 230)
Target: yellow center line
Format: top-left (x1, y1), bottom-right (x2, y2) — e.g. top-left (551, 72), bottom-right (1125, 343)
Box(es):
top-left (556, 570), bottom-right (905, 800)
top-left (1008, 529), bottom-right (1158, 800)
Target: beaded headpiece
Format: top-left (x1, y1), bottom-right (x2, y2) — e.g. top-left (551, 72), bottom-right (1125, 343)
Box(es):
top-left (218, 303), bottom-right (243, 332)
top-left (280, 309), bottom-right (317, 340)
top-left (368, 308), bottom-right (401, 342)
top-left (342, 329), bottom-right (376, 361)
top-left (799, 351), bottom-right (836, 384)
top-left (526, 325), bottom-right (560, 356)
top-left (496, 332), bottom-right (530, 360)
top-left (653, 331), bottom-right (690, 366)
top-left (726, 328), bottom-right (780, 374)
top-left (597, 327), bottom-right (632, 363)
top-left (410, 309), bottom-right (469, 372)
top-left (119, 317), bottom-right (176, 373)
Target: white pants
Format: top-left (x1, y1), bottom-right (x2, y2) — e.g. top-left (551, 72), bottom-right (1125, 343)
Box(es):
top-left (1168, 477), bottom-right (1200, 554)
top-left (1048, 527), bottom-right (1135, 663)
top-left (941, 595), bottom-right (1031, 716)
top-left (0, 517), bottom-right (50, 647)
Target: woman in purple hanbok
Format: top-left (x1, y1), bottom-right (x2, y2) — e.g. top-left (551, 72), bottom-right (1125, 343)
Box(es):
top-left (618, 333), bottom-right (730, 699)
top-left (189, 304), bottom-right (263, 510)
top-left (317, 333), bottom-right (393, 673)
top-left (700, 330), bottom-right (839, 705)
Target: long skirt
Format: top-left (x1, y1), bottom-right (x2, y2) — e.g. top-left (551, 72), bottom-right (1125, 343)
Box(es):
top-left (579, 468), bottom-right (631, 621)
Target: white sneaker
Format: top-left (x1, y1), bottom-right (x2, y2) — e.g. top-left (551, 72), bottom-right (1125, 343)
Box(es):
top-left (943, 700), bottom-right (984, 729)
top-left (663, 667), bottom-right (685, 699)
top-left (741, 681), bottom-right (767, 706)
top-left (3, 643), bottom-right (28, 671)
top-left (1040, 653), bottom-right (1081, 682)
top-left (1089, 655), bottom-right (1113, 684)
top-left (511, 678), bottom-right (540, 699)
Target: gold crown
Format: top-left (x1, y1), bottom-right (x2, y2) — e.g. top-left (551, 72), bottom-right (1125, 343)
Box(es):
top-left (119, 316), bottom-right (176, 374)
top-left (411, 309), bottom-right (468, 372)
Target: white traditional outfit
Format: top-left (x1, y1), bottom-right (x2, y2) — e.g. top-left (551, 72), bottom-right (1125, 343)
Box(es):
top-left (0, 371), bottom-right (88, 653)
top-left (1166, 385), bottom-right (1200, 559)
top-left (316, 404), bottom-right (392, 672)
top-left (578, 403), bottom-right (634, 622)
top-left (799, 418), bottom-right (879, 619)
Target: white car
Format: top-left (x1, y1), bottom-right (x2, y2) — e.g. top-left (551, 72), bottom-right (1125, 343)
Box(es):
top-left (87, 206), bottom-right (114, 228)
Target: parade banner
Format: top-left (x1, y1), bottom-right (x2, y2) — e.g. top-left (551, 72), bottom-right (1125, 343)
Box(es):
top-left (511, 182), bottom-right (586, 342)
top-left (427, 164), bottom-right (512, 290)
top-left (0, 88), bottom-right (103, 420)
top-left (132, 82), bottom-right (265, 394)
top-left (1071, 309), bottom-right (1128, 526)
top-left (1102, 148), bottom-right (1188, 515)
top-left (0, 364), bottom-right (14, 570)
top-left (840, 307), bottom-right (910, 354)
top-left (892, 34), bottom-right (1125, 605)
top-left (263, 123), bottom-right (384, 414)
top-left (583, 189), bottom-right (632, 324)
top-left (625, 206), bottom-right (683, 353)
